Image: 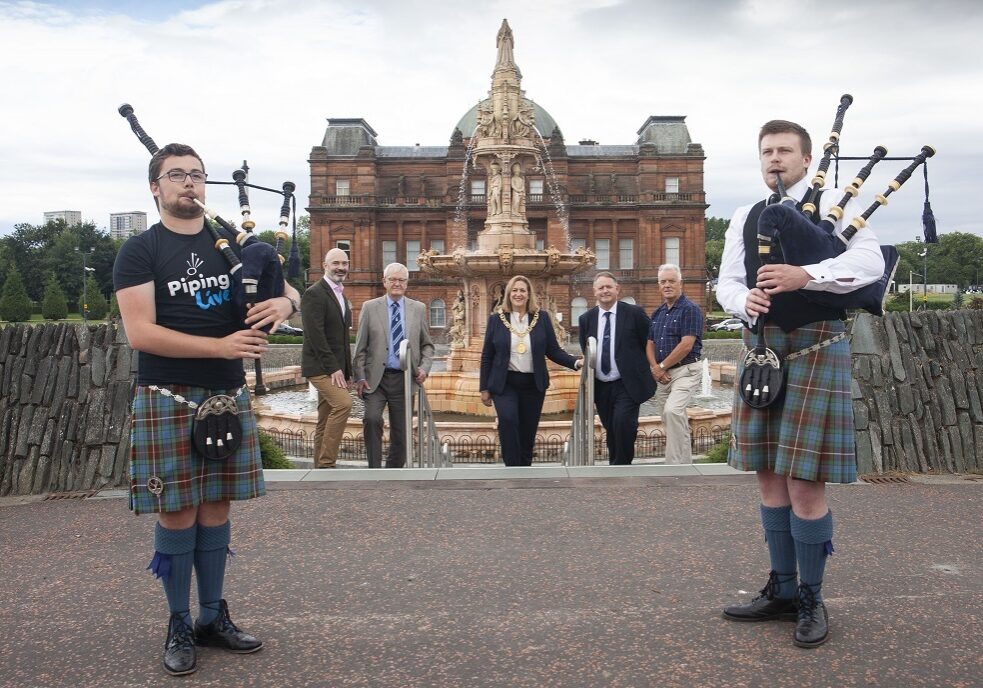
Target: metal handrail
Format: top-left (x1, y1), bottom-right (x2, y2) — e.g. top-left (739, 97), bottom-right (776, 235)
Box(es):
top-left (563, 336), bottom-right (596, 466)
top-left (399, 340), bottom-right (452, 468)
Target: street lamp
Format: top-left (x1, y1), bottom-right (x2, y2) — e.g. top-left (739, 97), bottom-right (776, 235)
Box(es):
top-left (76, 246), bottom-right (95, 322)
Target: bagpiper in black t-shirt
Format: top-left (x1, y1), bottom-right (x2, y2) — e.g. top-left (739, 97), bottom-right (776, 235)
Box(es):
top-left (113, 221), bottom-right (246, 389)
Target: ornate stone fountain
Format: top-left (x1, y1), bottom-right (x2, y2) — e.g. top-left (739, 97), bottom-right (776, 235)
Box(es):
top-left (418, 20), bottom-right (595, 415)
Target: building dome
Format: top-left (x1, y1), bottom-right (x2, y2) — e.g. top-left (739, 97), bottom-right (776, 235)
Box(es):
top-left (453, 100), bottom-right (560, 139)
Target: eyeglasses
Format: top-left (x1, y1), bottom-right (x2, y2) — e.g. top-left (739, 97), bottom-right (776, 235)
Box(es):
top-left (386, 277), bottom-right (408, 284)
top-left (156, 169), bottom-right (208, 184)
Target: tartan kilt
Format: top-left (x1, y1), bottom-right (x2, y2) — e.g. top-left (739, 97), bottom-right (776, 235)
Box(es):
top-left (729, 320), bottom-right (856, 483)
top-left (128, 384), bottom-right (265, 515)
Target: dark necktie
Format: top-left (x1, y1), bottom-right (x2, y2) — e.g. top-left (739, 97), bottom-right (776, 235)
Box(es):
top-left (391, 301), bottom-right (404, 352)
top-left (601, 311), bottom-right (612, 375)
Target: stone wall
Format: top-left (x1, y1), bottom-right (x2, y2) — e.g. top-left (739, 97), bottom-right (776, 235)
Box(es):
top-left (851, 311), bottom-right (983, 474)
top-left (0, 323), bottom-right (134, 496)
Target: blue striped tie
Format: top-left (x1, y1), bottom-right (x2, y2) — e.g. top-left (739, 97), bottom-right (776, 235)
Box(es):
top-left (391, 301), bottom-right (404, 352)
top-left (601, 311), bottom-right (612, 375)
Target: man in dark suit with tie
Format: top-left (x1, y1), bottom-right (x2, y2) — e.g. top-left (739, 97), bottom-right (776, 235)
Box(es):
top-left (579, 271), bottom-right (657, 465)
top-left (301, 248), bottom-right (354, 468)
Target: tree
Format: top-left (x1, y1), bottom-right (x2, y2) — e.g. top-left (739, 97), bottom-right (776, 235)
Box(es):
top-left (41, 273), bottom-right (68, 320)
top-left (81, 277), bottom-right (108, 320)
top-left (705, 217), bottom-right (729, 279)
top-left (109, 292), bottom-right (121, 320)
top-left (0, 268), bottom-right (34, 322)
top-left (705, 216), bottom-right (728, 243)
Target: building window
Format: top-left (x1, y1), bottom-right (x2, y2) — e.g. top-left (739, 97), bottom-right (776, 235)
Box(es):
top-left (406, 240), bottom-right (421, 271)
top-left (335, 179), bottom-right (350, 196)
top-left (336, 240), bottom-right (351, 261)
top-left (571, 297), bottom-right (588, 324)
top-left (430, 239), bottom-right (445, 254)
top-left (529, 179), bottom-right (544, 202)
top-left (382, 240), bottom-right (397, 268)
top-left (595, 239), bottom-right (610, 270)
top-left (664, 237), bottom-right (680, 265)
top-left (430, 299), bottom-right (446, 327)
top-left (571, 238), bottom-right (587, 252)
top-left (665, 177), bottom-right (679, 194)
top-left (619, 239), bottom-right (634, 269)
top-left (536, 239), bottom-right (544, 251)
top-left (471, 179), bottom-right (485, 201)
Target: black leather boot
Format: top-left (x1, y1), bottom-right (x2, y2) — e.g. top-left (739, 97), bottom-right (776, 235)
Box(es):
top-left (163, 612), bottom-right (197, 676)
top-left (194, 600), bottom-right (263, 653)
top-left (793, 582), bottom-right (829, 647)
top-left (722, 570), bottom-right (798, 622)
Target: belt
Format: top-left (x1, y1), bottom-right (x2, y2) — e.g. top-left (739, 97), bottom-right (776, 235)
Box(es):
top-left (384, 367), bottom-right (403, 373)
top-left (738, 332), bottom-right (847, 362)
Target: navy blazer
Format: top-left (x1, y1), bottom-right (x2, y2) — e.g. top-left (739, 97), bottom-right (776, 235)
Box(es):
top-left (579, 302), bottom-right (657, 404)
top-left (480, 310), bottom-right (578, 395)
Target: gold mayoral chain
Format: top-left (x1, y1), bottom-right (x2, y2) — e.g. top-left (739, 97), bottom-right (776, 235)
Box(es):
top-left (498, 308), bottom-right (540, 354)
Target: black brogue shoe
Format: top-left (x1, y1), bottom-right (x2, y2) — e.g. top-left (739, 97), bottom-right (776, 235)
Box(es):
top-left (194, 599), bottom-right (264, 654)
top-left (793, 583), bottom-right (829, 648)
top-left (163, 612), bottom-right (197, 676)
top-left (722, 571), bottom-right (798, 622)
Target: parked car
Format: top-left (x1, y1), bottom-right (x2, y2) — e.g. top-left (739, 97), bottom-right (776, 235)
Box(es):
top-left (710, 318), bottom-right (744, 332)
top-left (273, 323), bottom-right (304, 336)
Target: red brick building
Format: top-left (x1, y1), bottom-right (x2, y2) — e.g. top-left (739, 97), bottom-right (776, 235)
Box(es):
top-left (307, 109), bottom-right (707, 341)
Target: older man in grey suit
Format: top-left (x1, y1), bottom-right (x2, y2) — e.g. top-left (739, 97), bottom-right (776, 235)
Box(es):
top-left (353, 263), bottom-right (435, 468)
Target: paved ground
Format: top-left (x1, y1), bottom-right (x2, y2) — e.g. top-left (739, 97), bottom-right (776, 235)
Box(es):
top-left (1, 470), bottom-right (981, 688)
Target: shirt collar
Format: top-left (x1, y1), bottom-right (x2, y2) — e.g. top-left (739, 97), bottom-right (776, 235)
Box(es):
top-left (598, 301), bottom-right (618, 317)
top-left (386, 295), bottom-right (403, 308)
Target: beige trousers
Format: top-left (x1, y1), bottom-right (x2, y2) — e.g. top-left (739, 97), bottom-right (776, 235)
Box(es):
top-left (308, 375), bottom-right (354, 468)
top-left (653, 360), bottom-right (701, 465)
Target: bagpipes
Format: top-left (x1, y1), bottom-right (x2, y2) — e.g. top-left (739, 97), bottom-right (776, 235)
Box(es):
top-left (756, 95), bottom-right (936, 317)
top-left (741, 96), bottom-right (937, 409)
top-left (118, 103), bottom-right (301, 394)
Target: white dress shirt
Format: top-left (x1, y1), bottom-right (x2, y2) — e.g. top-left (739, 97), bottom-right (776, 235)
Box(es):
top-left (595, 302), bottom-right (622, 382)
top-left (717, 176), bottom-right (885, 324)
top-left (507, 311), bottom-right (534, 373)
top-left (322, 276), bottom-right (346, 317)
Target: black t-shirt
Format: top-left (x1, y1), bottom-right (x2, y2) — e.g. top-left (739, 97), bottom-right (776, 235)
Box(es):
top-left (113, 221), bottom-right (245, 388)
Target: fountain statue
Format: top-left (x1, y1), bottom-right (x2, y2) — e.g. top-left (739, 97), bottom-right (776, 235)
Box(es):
top-left (418, 20), bottom-right (595, 417)
top-left (418, 20), bottom-right (595, 414)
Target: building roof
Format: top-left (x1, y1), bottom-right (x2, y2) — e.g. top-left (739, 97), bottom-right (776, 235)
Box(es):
top-left (567, 145), bottom-right (639, 157)
top-left (321, 119), bottom-right (379, 155)
top-left (453, 100), bottom-right (560, 139)
top-left (376, 146), bottom-right (450, 158)
top-left (635, 116), bottom-right (693, 154)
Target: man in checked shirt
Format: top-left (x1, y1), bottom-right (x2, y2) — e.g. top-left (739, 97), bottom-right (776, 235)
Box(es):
top-left (645, 263), bottom-right (704, 465)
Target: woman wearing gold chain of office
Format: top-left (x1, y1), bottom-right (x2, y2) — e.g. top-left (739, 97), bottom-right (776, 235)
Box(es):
top-left (480, 275), bottom-right (582, 466)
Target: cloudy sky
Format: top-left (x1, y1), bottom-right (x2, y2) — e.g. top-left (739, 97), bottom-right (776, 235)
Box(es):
top-left (1, 0), bottom-right (979, 247)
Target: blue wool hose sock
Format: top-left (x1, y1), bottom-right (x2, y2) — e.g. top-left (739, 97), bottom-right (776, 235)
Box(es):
top-left (151, 522), bottom-right (197, 627)
top-left (194, 521), bottom-right (231, 625)
top-left (790, 510), bottom-right (834, 604)
top-left (760, 504), bottom-right (797, 599)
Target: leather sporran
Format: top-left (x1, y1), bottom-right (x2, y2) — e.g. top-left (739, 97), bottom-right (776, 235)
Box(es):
top-left (192, 394), bottom-right (243, 461)
top-left (739, 318), bottom-right (786, 409)
top-left (739, 345), bottom-right (786, 408)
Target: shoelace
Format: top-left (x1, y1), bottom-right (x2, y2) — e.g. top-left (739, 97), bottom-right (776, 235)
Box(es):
top-left (797, 584), bottom-right (821, 621)
top-left (753, 570), bottom-right (781, 601)
top-left (214, 607), bottom-right (242, 635)
top-left (754, 570), bottom-right (795, 601)
top-left (168, 615), bottom-right (194, 647)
